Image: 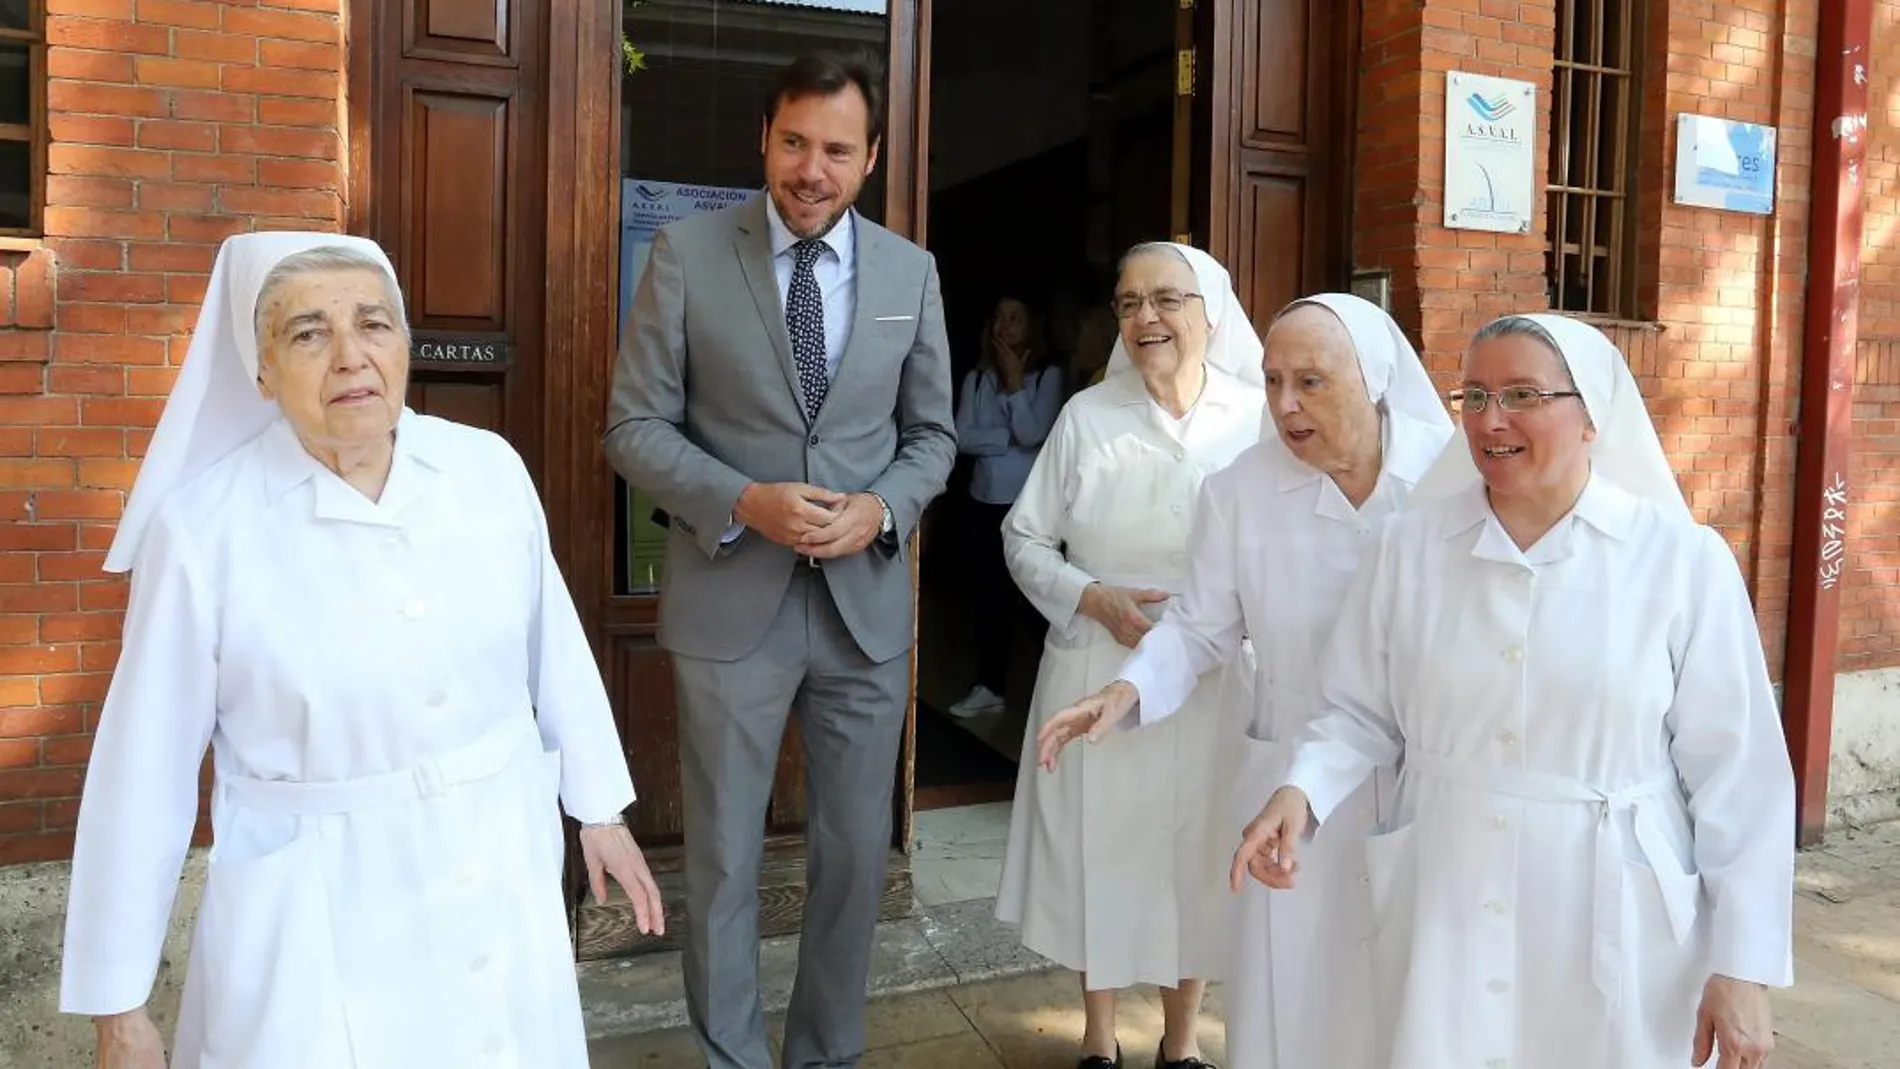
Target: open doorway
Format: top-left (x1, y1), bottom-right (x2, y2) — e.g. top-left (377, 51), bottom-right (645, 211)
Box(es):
top-left (913, 0), bottom-right (1179, 808)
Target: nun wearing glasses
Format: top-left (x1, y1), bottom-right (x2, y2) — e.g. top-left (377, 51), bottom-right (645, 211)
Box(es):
top-left (996, 241), bottom-right (1264, 1069)
top-left (1234, 314), bottom-right (1796, 1069)
top-left (1035, 292), bottom-right (1454, 1069)
top-left (60, 231), bottom-right (663, 1069)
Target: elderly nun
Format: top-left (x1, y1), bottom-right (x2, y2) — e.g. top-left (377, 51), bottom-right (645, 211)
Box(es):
top-left (1036, 292), bottom-right (1454, 1069)
top-left (60, 232), bottom-right (663, 1069)
top-left (1236, 315), bottom-right (1796, 1069)
top-left (996, 241), bottom-right (1264, 1069)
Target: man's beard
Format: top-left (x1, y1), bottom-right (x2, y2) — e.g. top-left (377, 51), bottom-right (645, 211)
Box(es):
top-left (773, 185), bottom-right (854, 238)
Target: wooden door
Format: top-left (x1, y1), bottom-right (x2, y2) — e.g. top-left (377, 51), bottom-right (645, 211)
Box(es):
top-left (346, 0), bottom-right (546, 468)
top-left (1192, 0), bottom-right (1357, 320)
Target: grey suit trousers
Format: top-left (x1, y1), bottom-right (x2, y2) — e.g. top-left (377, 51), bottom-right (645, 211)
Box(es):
top-left (674, 569), bottom-right (910, 1069)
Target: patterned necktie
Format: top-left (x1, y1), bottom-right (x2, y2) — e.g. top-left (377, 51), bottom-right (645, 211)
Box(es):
top-left (786, 238), bottom-right (829, 421)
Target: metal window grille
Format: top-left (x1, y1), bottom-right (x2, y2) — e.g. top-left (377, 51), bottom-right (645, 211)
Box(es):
top-left (1546, 0), bottom-right (1640, 316)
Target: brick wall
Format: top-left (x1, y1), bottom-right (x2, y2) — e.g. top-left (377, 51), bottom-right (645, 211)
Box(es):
top-left (0, 0), bottom-right (344, 863)
top-left (1359, 0), bottom-right (1820, 678)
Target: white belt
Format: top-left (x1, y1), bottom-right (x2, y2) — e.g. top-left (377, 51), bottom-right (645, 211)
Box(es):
top-left (1404, 749), bottom-right (1698, 1009)
top-left (220, 716), bottom-right (540, 816)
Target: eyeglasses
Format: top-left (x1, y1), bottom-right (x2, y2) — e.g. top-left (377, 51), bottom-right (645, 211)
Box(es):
top-left (1447, 386), bottom-right (1583, 414)
top-left (1111, 291), bottom-right (1203, 319)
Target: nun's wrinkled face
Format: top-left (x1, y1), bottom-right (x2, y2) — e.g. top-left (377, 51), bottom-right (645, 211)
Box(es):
top-left (1263, 305), bottom-right (1380, 472)
top-left (1113, 251), bottom-right (1209, 377)
top-left (256, 268), bottom-right (409, 453)
top-left (1460, 332), bottom-right (1595, 501)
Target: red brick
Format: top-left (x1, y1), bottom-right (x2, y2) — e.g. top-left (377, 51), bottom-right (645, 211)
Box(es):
top-left (77, 391), bottom-right (164, 424)
top-left (48, 0), bottom-right (135, 16)
top-left (0, 832), bottom-right (80, 864)
top-left (0, 428), bottom-right (32, 455)
top-left (258, 95), bottom-right (334, 126)
top-left (166, 274), bottom-right (209, 303)
top-left (258, 38), bottom-right (338, 70)
top-left (48, 114), bottom-right (136, 146)
top-left (0, 801), bottom-right (41, 834)
top-left (48, 144), bottom-right (172, 180)
top-left (257, 157), bottom-right (338, 190)
top-left (79, 582), bottom-right (128, 612)
top-left (219, 124), bottom-right (337, 159)
top-left (0, 332), bottom-right (51, 363)
top-left (0, 364), bottom-right (33, 394)
top-left (37, 427), bottom-right (122, 458)
top-left (0, 739), bottom-right (37, 769)
top-left (222, 6), bottom-right (337, 43)
top-left (127, 241), bottom-right (217, 273)
top-left (46, 19), bottom-right (171, 53)
top-left (37, 552), bottom-right (107, 582)
top-left (57, 270), bottom-right (165, 303)
top-left (44, 175), bottom-right (134, 209)
top-left (0, 767), bottom-right (86, 799)
top-left (168, 213), bottom-right (251, 243)
top-left (46, 365), bottom-right (123, 394)
top-left (123, 304), bottom-right (196, 335)
top-left (47, 50), bottom-right (137, 83)
top-left (172, 29), bottom-right (260, 64)
top-left (0, 583), bottom-right (79, 613)
top-left (42, 735), bottom-right (93, 766)
top-left (135, 57), bottom-right (224, 90)
top-left (76, 458), bottom-right (139, 489)
top-left (170, 89), bottom-right (255, 123)
top-left (38, 613), bottom-right (118, 643)
top-left (30, 491), bottom-right (122, 521)
top-left (136, 182), bottom-right (216, 212)
top-left (41, 799), bottom-right (81, 830)
top-left (125, 367), bottom-right (178, 396)
top-left (0, 645), bottom-right (81, 675)
top-left (0, 677), bottom-right (36, 707)
top-left (133, 0), bottom-right (220, 28)
top-left (173, 152), bottom-right (255, 184)
top-left (137, 119), bottom-right (218, 152)
top-left (0, 523), bottom-right (77, 552)
top-left (221, 186), bottom-right (338, 220)
top-left (42, 206), bottom-right (163, 241)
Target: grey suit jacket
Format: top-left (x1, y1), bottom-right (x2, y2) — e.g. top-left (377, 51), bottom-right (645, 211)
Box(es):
top-left (604, 195), bottom-right (956, 664)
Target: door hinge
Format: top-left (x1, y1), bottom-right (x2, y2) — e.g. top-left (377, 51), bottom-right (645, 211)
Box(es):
top-left (1174, 231), bottom-right (1193, 245)
top-left (1176, 48), bottom-right (1196, 96)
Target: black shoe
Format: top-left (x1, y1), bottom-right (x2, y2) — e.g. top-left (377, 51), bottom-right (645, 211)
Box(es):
top-left (1077, 1043), bottom-right (1122, 1069)
top-left (1155, 1042), bottom-right (1218, 1069)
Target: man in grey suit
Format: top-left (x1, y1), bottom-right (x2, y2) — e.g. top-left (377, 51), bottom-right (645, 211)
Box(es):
top-left (603, 52), bottom-right (955, 1069)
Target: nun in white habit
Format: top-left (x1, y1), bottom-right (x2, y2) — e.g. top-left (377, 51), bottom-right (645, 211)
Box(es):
top-left (1236, 314), bottom-right (1796, 1069)
top-left (996, 241), bottom-right (1262, 1069)
top-left (61, 232), bottom-right (664, 1069)
top-left (1035, 292), bottom-right (1454, 1069)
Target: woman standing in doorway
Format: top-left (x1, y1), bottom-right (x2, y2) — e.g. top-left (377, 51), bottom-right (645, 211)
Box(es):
top-left (948, 296), bottom-right (1065, 718)
top-left (997, 242), bottom-right (1263, 1069)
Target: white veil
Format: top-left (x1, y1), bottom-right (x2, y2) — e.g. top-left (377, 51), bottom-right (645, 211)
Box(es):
top-left (104, 232), bottom-right (404, 573)
top-left (1104, 242), bottom-right (1264, 389)
top-left (1410, 313), bottom-right (1692, 522)
top-left (1274, 292), bottom-right (1452, 439)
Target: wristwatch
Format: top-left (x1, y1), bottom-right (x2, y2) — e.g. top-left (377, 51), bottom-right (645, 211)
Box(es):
top-left (877, 497), bottom-right (895, 536)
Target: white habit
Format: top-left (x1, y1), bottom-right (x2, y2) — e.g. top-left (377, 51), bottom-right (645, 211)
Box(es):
top-left (994, 362), bottom-right (1260, 988)
top-left (1114, 294), bottom-right (1453, 1069)
top-left (1283, 316), bottom-right (1796, 1069)
top-left (61, 232), bottom-right (634, 1069)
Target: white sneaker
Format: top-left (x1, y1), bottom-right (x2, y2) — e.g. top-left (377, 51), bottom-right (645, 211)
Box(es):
top-left (947, 685), bottom-right (1005, 719)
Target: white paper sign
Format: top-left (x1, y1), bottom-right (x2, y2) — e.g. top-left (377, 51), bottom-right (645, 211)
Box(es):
top-left (1674, 113), bottom-right (1776, 215)
top-left (619, 179), bottom-right (755, 322)
top-left (1444, 72), bottom-right (1537, 234)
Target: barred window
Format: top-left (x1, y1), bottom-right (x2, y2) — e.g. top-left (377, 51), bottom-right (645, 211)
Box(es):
top-left (0, 0), bottom-right (41, 236)
top-left (1546, 0), bottom-right (1641, 316)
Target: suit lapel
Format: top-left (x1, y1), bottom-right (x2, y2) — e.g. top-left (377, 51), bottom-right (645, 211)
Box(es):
top-left (824, 218), bottom-right (884, 407)
top-left (732, 196), bottom-right (809, 423)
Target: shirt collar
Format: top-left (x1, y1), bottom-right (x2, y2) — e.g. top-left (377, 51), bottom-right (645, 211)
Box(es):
top-left (262, 407), bottom-right (447, 522)
top-left (1271, 410), bottom-right (1445, 494)
top-left (763, 192), bottom-right (855, 266)
top-left (1447, 471), bottom-right (1639, 563)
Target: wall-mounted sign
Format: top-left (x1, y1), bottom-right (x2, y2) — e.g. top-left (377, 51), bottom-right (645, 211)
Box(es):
top-left (620, 179), bottom-right (755, 324)
top-left (413, 333), bottom-right (510, 367)
top-left (1444, 71), bottom-right (1537, 235)
top-left (1674, 113), bottom-right (1776, 215)
top-left (1350, 268), bottom-right (1392, 312)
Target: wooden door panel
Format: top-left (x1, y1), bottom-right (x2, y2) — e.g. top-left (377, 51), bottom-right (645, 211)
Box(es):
top-left (407, 380), bottom-right (505, 431)
top-left (405, 90), bottom-right (510, 326)
top-left (1238, 171), bottom-right (1307, 322)
top-left (607, 632), bottom-right (684, 843)
top-left (1204, 0), bottom-right (1353, 320)
top-left (407, 0), bottom-right (515, 63)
